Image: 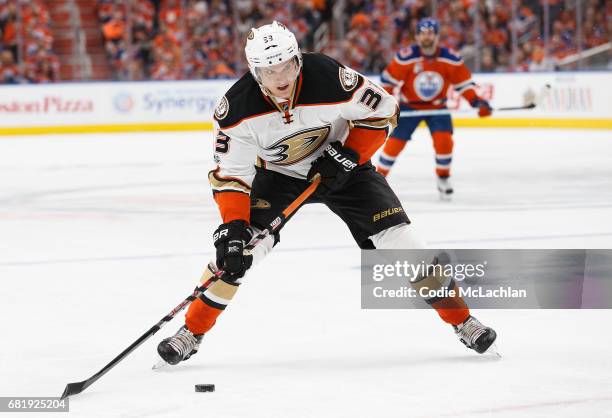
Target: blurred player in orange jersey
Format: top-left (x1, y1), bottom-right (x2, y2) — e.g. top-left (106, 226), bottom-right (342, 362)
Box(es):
top-left (376, 18), bottom-right (492, 200)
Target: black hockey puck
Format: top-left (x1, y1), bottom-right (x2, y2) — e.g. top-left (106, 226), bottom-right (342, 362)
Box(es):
top-left (195, 384), bottom-right (215, 392)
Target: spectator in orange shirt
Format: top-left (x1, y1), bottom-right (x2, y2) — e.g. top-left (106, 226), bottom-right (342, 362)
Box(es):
top-left (103, 10), bottom-right (125, 41)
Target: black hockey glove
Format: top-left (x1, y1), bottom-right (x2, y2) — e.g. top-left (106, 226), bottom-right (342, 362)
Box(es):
top-left (213, 220), bottom-right (253, 280)
top-left (307, 141), bottom-right (359, 192)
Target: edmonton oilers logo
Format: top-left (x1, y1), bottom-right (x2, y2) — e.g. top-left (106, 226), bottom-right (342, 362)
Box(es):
top-left (413, 71), bottom-right (443, 101)
top-left (113, 92), bottom-right (134, 113)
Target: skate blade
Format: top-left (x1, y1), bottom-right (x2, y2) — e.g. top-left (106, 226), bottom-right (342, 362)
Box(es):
top-left (152, 359), bottom-right (169, 370)
top-left (485, 342), bottom-right (502, 358)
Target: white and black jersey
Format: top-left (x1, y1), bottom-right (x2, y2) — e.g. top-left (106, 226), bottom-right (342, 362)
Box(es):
top-left (210, 53), bottom-right (398, 196)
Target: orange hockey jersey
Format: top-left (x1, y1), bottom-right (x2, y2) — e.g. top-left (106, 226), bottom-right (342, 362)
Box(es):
top-left (380, 45), bottom-right (479, 110)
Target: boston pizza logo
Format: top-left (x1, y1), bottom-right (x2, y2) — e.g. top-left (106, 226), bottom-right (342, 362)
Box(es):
top-left (413, 71), bottom-right (444, 101)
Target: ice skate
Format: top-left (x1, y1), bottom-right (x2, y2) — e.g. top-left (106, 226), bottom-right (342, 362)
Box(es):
top-left (453, 315), bottom-right (497, 354)
top-left (437, 176), bottom-right (453, 201)
top-left (156, 325), bottom-right (203, 366)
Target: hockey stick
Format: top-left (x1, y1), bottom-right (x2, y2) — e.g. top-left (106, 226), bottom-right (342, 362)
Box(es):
top-left (60, 175), bottom-right (321, 400)
top-left (398, 102), bottom-right (536, 118)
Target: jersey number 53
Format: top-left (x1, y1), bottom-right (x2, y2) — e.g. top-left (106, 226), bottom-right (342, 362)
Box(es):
top-left (359, 88), bottom-right (382, 111)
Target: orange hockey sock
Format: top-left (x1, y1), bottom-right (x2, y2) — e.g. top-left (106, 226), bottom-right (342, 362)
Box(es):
top-left (432, 131), bottom-right (453, 178)
top-left (431, 294), bottom-right (470, 325)
top-left (185, 278), bottom-right (240, 335)
top-left (410, 264), bottom-right (470, 326)
top-left (377, 137), bottom-right (407, 176)
top-left (185, 298), bottom-right (221, 335)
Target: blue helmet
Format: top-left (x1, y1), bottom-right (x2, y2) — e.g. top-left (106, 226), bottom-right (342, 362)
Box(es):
top-left (416, 17), bottom-right (440, 35)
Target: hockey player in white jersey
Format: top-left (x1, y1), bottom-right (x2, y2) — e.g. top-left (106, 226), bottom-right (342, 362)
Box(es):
top-left (157, 21), bottom-right (497, 365)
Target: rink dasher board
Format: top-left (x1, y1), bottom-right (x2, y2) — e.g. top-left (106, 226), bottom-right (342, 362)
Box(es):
top-left (0, 72), bottom-right (610, 135)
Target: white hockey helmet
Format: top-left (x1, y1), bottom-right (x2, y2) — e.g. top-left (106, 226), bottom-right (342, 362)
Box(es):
top-left (244, 21), bottom-right (302, 84)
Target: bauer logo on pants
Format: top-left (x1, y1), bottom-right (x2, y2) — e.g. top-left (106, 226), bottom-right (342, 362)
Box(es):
top-left (373, 207), bottom-right (404, 222)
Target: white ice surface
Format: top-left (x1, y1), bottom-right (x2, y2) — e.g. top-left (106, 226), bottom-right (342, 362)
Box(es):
top-left (1, 128), bottom-right (611, 417)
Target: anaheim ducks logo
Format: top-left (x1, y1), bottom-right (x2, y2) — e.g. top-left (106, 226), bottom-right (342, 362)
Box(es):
top-left (339, 67), bottom-right (359, 92)
top-left (214, 96), bottom-right (229, 120)
top-left (264, 125), bottom-right (331, 166)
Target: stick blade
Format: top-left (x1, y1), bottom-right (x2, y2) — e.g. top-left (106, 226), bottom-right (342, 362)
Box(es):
top-left (60, 380), bottom-right (88, 400)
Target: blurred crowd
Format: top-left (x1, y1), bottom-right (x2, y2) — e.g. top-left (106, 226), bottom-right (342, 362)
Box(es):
top-left (97, 0), bottom-right (609, 80)
top-left (0, 0), bottom-right (59, 83)
top-left (1, 0), bottom-right (609, 84)
top-left (431, 0), bottom-right (611, 72)
top-left (343, 0), bottom-right (610, 73)
top-left (97, 0), bottom-right (327, 80)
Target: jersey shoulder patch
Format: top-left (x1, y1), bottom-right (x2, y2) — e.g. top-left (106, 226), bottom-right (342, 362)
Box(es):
top-left (297, 53), bottom-right (365, 105)
top-left (339, 66), bottom-right (360, 92)
top-left (395, 45), bottom-right (420, 63)
top-left (438, 47), bottom-right (463, 63)
top-left (215, 72), bottom-right (274, 129)
top-left (214, 95), bottom-right (229, 120)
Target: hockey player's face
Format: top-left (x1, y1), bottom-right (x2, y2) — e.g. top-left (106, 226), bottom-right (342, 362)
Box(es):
top-left (416, 30), bottom-right (438, 51)
top-left (258, 60), bottom-right (299, 99)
